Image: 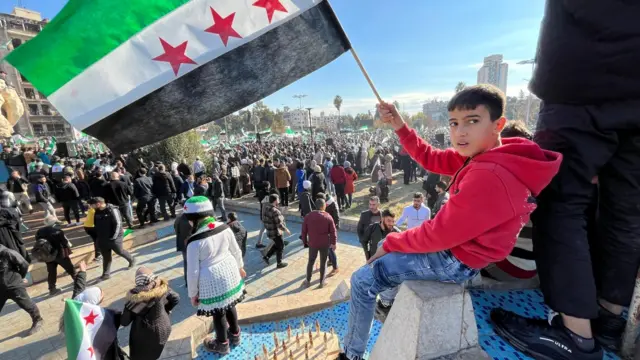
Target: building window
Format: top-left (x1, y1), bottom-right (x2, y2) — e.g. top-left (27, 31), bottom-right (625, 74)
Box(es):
top-left (28, 104), bottom-right (40, 115)
top-left (51, 124), bottom-right (66, 137)
top-left (32, 124), bottom-right (45, 136)
top-left (42, 105), bottom-right (51, 115)
top-left (24, 88), bottom-right (36, 100)
top-left (24, 23), bottom-right (40, 33)
top-left (7, 21), bottom-right (23, 32)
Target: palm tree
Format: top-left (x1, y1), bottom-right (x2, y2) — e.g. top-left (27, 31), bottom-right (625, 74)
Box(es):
top-left (333, 95), bottom-right (343, 130)
top-left (455, 81), bottom-right (466, 93)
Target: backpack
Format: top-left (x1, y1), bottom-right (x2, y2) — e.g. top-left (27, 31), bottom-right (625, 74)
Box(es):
top-left (31, 238), bottom-right (57, 263)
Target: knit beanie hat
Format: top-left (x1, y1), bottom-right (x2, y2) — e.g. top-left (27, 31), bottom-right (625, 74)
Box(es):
top-left (303, 180), bottom-right (312, 189)
top-left (344, 161), bottom-right (351, 168)
top-left (183, 196), bottom-right (213, 215)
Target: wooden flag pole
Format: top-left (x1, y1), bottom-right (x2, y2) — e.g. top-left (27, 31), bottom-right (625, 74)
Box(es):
top-left (324, 0), bottom-right (383, 104)
top-left (350, 48), bottom-right (383, 104)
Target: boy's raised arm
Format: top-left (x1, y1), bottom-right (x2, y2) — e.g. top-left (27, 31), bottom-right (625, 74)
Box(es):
top-left (396, 125), bottom-right (466, 177)
top-left (382, 169), bottom-right (515, 254)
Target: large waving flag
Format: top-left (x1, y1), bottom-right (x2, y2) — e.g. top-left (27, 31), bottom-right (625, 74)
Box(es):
top-left (63, 300), bottom-right (118, 360)
top-left (4, 0), bottom-right (350, 153)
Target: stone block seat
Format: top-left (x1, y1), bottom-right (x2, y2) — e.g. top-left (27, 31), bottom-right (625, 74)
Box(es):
top-left (370, 280), bottom-right (487, 360)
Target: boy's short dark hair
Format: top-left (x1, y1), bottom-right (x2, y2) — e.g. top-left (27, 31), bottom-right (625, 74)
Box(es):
top-left (228, 212), bottom-right (238, 222)
top-left (381, 209), bottom-right (395, 218)
top-left (501, 120), bottom-right (533, 140)
top-left (316, 192), bottom-right (326, 200)
top-left (268, 194), bottom-right (279, 203)
top-left (315, 198), bottom-right (326, 209)
top-left (91, 197), bottom-right (105, 204)
top-left (138, 168), bottom-right (147, 176)
top-left (436, 181), bottom-right (448, 190)
top-left (413, 192), bottom-right (424, 199)
top-left (447, 84), bottom-right (505, 121)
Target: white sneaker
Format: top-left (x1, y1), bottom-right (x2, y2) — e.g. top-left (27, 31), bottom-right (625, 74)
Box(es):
top-left (75, 222), bottom-right (83, 226)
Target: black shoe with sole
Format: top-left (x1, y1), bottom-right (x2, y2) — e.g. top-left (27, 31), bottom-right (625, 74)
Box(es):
top-left (228, 329), bottom-right (241, 346)
top-left (592, 307), bottom-right (625, 351)
top-left (262, 256), bottom-right (270, 265)
top-left (203, 338), bottom-right (230, 355)
top-left (256, 243), bottom-right (266, 249)
top-left (491, 309), bottom-right (603, 360)
top-left (100, 274), bottom-right (111, 281)
top-left (277, 262), bottom-right (288, 269)
top-left (374, 300), bottom-right (392, 323)
top-left (49, 288), bottom-right (62, 296)
top-left (128, 258), bottom-right (137, 269)
top-left (28, 318), bottom-right (44, 336)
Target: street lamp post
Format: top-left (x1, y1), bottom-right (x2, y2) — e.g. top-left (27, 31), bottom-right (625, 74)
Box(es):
top-left (250, 113), bottom-right (260, 143)
top-left (293, 94), bottom-right (307, 109)
top-left (306, 107), bottom-right (313, 143)
top-left (517, 59), bottom-right (536, 125)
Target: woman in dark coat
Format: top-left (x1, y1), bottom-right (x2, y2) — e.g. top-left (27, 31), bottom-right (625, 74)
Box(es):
top-left (121, 266), bottom-right (180, 360)
top-left (310, 165), bottom-right (325, 200)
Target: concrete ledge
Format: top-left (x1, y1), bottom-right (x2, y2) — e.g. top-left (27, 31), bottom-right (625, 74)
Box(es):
top-left (370, 281), bottom-right (478, 360)
top-left (237, 279), bottom-right (351, 324)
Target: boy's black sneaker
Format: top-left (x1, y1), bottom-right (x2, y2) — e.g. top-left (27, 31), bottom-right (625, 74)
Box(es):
top-left (203, 338), bottom-right (229, 355)
top-left (374, 300), bottom-right (393, 323)
top-left (277, 262), bottom-right (288, 269)
top-left (49, 288), bottom-right (62, 296)
top-left (592, 307), bottom-right (625, 351)
top-left (262, 256), bottom-right (270, 265)
top-left (228, 329), bottom-right (241, 346)
top-left (491, 309), bottom-right (603, 360)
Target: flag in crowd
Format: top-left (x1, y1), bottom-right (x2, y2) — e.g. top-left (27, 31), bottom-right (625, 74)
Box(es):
top-left (46, 136), bottom-right (57, 156)
top-left (4, 0), bottom-right (351, 153)
top-left (63, 300), bottom-right (118, 360)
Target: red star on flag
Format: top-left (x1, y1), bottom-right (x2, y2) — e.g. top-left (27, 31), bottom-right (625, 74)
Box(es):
top-left (83, 310), bottom-right (99, 325)
top-left (152, 38), bottom-right (197, 76)
top-left (87, 347), bottom-right (95, 358)
top-left (207, 222), bottom-right (216, 229)
top-left (205, 8), bottom-right (243, 46)
top-left (253, 0), bottom-right (288, 23)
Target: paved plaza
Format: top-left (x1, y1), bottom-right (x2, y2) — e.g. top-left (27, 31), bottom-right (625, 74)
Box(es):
top-left (0, 212), bottom-right (365, 360)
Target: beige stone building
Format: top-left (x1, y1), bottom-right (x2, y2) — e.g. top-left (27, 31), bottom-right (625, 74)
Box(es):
top-left (0, 7), bottom-right (74, 141)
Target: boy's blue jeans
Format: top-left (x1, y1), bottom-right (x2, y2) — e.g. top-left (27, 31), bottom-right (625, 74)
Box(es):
top-left (343, 250), bottom-right (478, 360)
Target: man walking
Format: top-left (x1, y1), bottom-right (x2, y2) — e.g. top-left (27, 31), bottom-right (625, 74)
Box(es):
top-left (301, 198), bottom-right (337, 288)
top-left (6, 170), bottom-right (32, 214)
top-left (104, 172), bottom-right (134, 229)
top-left (261, 194), bottom-right (290, 269)
top-left (56, 175), bottom-right (82, 226)
top-left (356, 196), bottom-right (382, 259)
top-left (152, 164), bottom-right (177, 221)
top-left (93, 197), bottom-right (135, 280)
top-left (133, 168), bottom-right (157, 227)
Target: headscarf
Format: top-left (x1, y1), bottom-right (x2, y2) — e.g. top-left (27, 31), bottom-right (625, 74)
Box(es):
top-left (131, 266), bottom-right (158, 294)
top-left (303, 180), bottom-right (312, 190)
top-left (344, 161), bottom-right (351, 168)
top-left (74, 287), bottom-right (102, 305)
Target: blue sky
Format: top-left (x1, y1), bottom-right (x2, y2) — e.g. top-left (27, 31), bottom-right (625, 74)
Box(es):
top-left (3, 0), bottom-right (544, 115)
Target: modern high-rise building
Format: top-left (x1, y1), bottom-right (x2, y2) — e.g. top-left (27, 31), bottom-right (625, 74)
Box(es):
top-left (0, 7), bottom-right (75, 141)
top-left (477, 54), bottom-right (508, 95)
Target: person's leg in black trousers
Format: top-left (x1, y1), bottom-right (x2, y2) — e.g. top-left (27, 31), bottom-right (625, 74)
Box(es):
top-left (306, 247), bottom-right (319, 283)
top-left (211, 306), bottom-right (240, 346)
top-left (111, 240), bottom-right (135, 266)
top-left (99, 240), bottom-right (135, 278)
top-left (62, 201), bottom-right (72, 224)
top-left (99, 241), bottom-right (113, 278)
top-left (278, 188), bottom-right (288, 207)
top-left (230, 178), bottom-right (238, 199)
top-left (493, 102), bottom-right (640, 358)
top-left (136, 200), bottom-right (147, 226)
top-left (0, 285), bottom-right (43, 334)
top-left (46, 257), bottom-right (76, 293)
top-left (85, 227), bottom-right (101, 259)
top-left (158, 196), bottom-right (170, 220)
top-left (265, 235), bottom-right (286, 266)
top-left (70, 200), bottom-right (81, 223)
top-left (328, 247), bottom-right (339, 272)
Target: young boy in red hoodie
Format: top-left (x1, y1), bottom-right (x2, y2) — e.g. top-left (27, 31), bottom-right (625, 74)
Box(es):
top-left (338, 85), bottom-right (561, 360)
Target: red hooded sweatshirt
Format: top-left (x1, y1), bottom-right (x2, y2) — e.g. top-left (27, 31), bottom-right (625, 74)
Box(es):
top-left (383, 125), bottom-right (562, 269)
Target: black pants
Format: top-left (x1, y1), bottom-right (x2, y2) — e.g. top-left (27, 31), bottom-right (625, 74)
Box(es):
top-left (157, 195), bottom-right (175, 220)
top-left (533, 101), bottom-right (640, 319)
top-left (136, 197), bottom-right (157, 225)
top-left (46, 256), bottom-right (76, 291)
top-left (118, 204), bottom-right (133, 228)
top-left (62, 200), bottom-right (81, 224)
top-left (307, 247), bottom-right (329, 283)
top-left (99, 239), bottom-right (135, 276)
top-left (335, 183), bottom-right (346, 208)
top-left (346, 193), bottom-right (353, 207)
top-left (0, 285), bottom-right (41, 321)
top-left (84, 227), bottom-right (101, 258)
top-left (213, 306), bottom-right (239, 342)
top-left (278, 188), bottom-right (289, 206)
top-left (230, 177), bottom-right (239, 199)
top-left (265, 235), bottom-right (285, 264)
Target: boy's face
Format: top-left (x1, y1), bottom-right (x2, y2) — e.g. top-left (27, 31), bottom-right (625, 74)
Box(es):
top-left (448, 105), bottom-right (505, 157)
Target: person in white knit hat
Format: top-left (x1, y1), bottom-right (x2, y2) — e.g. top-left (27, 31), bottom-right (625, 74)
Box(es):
top-left (183, 196), bottom-right (245, 355)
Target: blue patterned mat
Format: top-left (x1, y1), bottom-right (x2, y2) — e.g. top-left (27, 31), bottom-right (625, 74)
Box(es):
top-left (469, 289), bottom-right (621, 360)
top-left (195, 302), bottom-right (382, 359)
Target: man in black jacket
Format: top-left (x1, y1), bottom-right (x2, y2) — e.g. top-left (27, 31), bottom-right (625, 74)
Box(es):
top-left (0, 243), bottom-right (43, 335)
top-left (173, 213), bottom-right (192, 282)
top-left (6, 170), bottom-right (32, 214)
top-left (89, 171), bottom-right (108, 198)
top-left (356, 196), bottom-right (381, 258)
top-left (134, 168), bottom-right (157, 227)
top-left (361, 208), bottom-right (398, 261)
top-left (209, 174), bottom-right (227, 221)
top-left (490, 2), bottom-right (640, 359)
top-left (56, 175), bottom-right (82, 226)
top-left (36, 219), bottom-right (76, 296)
top-left (152, 164), bottom-right (177, 221)
top-left (104, 172), bottom-right (134, 228)
top-left (93, 197), bottom-right (135, 280)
